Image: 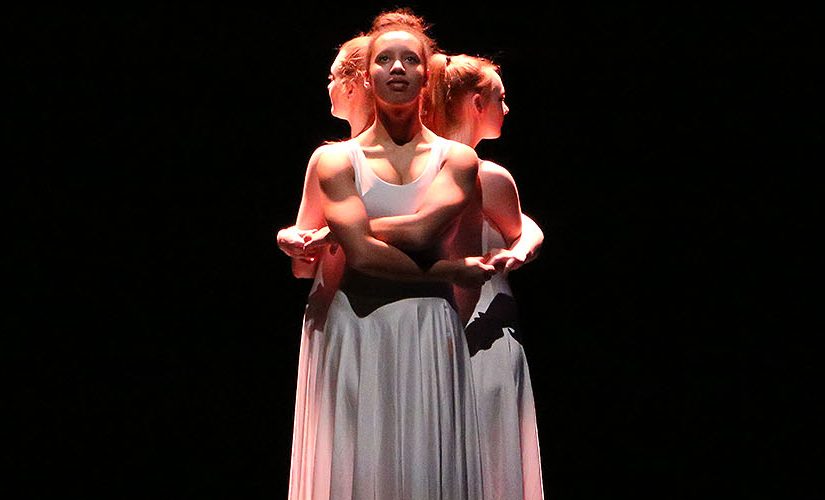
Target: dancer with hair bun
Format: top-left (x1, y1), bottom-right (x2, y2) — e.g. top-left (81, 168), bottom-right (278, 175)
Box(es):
top-left (423, 52), bottom-right (546, 499)
top-left (285, 11), bottom-right (490, 499)
top-left (275, 34), bottom-right (375, 500)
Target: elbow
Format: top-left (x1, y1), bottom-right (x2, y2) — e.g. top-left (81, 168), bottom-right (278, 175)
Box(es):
top-left (346, 252), bottom-right (373, 274)
top-left (527, 238), bottom-right (544, 263)
top-left (342, 243), bottom-right (373, 273)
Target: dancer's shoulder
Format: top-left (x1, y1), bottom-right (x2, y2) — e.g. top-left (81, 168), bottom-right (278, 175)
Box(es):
top-left (479, 160), bottom-right (515, 183)
top-left (315, 142), bottom-right (355, 181)
top-left (441, 139), bottom-right (479, 171)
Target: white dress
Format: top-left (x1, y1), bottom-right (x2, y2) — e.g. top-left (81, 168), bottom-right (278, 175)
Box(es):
top-left (466, 218), bottom-right (545, 500)
top-left (289, 138), bottom-right (484, 500)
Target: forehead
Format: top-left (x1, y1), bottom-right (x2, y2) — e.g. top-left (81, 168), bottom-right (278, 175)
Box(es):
top-left (373, 30), bottom-right (422, 53)
top-left (330, 49), bottom-right (347, 73)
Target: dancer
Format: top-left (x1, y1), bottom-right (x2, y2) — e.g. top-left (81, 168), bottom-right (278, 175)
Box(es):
top-left (423, 53), bottom-right (546, 499)
top-left (276, 35), bottom-right (373, 332)
top-left (288, 18), bottom-right (490, 499)
top-left (276, 36), bottom-right (373, 500)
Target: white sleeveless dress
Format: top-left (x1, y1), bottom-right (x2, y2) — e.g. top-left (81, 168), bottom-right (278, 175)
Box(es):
top-left (289, 138), bottom-right (484, 500)
top-left (466, 218), bottom-right (545, 500)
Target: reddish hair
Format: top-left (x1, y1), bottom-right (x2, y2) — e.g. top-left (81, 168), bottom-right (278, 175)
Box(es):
top-left (370, 7), bottom-right (430, 34)
top-left (423, 53), bottom-right (500, 139)
top-left (366, 8), bottom-right (437, 74)
top-left (336, 35), bottom-right (371, 88)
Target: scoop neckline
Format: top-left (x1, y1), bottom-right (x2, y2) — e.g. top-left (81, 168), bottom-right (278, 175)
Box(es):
top-left (353, 138), bottom-right (442, 187)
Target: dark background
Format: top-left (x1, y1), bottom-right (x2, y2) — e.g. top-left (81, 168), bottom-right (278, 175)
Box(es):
top-left (12, 2), bottom-right (784, 499)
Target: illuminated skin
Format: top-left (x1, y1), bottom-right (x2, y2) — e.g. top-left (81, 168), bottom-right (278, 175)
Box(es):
top-left (369, 32), bottom-right (428, 107)
top-left (420, 57), bottom-right (546, 499)
top-left (470, 68), bottom-right (544, 274)
top-left (279, 40), bottom-right (532, 290)
top-left (361, 55), bottom-right (543, 323)
top-left (315, 30), bottom-right (494, 286)
top-left (327, 50), bottom-right (350, 118)
top-left (302, 64), bottom-right (542, 280)
top-left (275, 44), bottom-right (372, 278)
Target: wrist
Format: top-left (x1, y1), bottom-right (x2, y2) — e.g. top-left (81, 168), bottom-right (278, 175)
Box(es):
top-left (429, 259), bottom-right (457, 283)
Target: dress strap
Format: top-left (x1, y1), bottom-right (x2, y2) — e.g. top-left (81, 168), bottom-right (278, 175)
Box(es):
top-left (345, 140), bottom-right (368, 195)
top-left (434, 137), bottom-right (451, 171)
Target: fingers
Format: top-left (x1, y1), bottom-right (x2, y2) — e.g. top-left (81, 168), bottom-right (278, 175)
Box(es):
top-left (303, 227), bottom-right (333, 250)
top-left (276, 227), bottom-right (311, 256)
top-left (485, 249), bottom-right (516, 270)
top-left (303, 238), bottom-right (328, 251)
top-left (504, 258), bottom-right (523, 273)
top-left (277, 239), bottom-right (307, 258)
top-left (485, 253), bottom-right (505, 267)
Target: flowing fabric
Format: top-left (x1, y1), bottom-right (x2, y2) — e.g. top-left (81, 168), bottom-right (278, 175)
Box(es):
top-left (288, 139), bottom-right (485, 500)
top-left (465, 218), bottom-right (545, 500)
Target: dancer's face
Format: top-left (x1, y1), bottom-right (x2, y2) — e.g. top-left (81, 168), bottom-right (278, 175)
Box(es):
top-left (328, 49), bottom-right (350, 119)
top-left (478, 69), bottom-right (509, 139)
top-left (368, 31), bottom-right (426, 106)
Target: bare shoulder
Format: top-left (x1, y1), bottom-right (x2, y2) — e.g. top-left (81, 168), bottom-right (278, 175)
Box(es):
top-left (307, 143), bottom-right (335, 166)
top-left (315, 142), bottom-right (354, 180)
top-left (302, 144), bottom-right (337, 179)
top-left (442, 139), bottom-right (479, 172)
top-left (479, 159), bottom-right (517, 187)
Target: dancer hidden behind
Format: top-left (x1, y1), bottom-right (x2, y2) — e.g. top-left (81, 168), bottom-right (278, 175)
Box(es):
top-left (424, 52), bottom-right (546, 499)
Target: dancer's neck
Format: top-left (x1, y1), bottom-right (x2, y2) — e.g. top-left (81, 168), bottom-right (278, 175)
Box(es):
top-left (347, 113), bottom-right (372, 139)
top-left (374, 103), bottom-right (423, 146)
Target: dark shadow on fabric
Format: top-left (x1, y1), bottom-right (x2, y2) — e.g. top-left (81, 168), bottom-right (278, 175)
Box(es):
top-left (465, 292), bottom-right (522, 357)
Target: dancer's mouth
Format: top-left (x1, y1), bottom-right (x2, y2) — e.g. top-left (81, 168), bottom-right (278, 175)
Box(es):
top-left (387, 79), bottom-right (409, 90)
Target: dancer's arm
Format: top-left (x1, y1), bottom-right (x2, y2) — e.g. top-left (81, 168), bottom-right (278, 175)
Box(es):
top-left (366, 142), bottom-right (481, 251)
top-left (479, 160), bottom-right (544, 273)
top-left (275, 146), bottom-right (329, 278)
top-left (316, 147), bottom-right (493, 287)
top-left (303, 156), bottom-right (544, 273)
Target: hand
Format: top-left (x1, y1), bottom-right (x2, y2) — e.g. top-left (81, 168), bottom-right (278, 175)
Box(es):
top-left (302, 226), bottom-right (338, 255)
top-left (483, 247), bottom-right (528, 275)
top-left (276, 226), bottom-right (317, 259)
top-left (453, 256), bottom-right (496, 289)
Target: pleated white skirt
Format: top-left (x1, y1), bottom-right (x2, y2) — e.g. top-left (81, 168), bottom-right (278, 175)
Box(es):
top-left (464, 257), bottom-right (545, 500)
top-left (289, 290), bottom-right (484, 500)
top-left (470, 330), bottom-right (544, 500)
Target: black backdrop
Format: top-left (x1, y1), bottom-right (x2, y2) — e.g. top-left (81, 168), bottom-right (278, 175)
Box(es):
top-left (13, 2), bottom-right (770, 499)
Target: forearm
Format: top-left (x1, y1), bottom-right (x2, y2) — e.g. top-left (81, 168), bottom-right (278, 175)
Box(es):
top-left (510, 214), bottom-right (544, 263)
top-left (317, 149), bottom-right (470, 284)
top-left (367, 214), bottom-right (436, 251)
top-left (346, 235), bottom-right (456, 283)
top-left (368, 148), bottom-right (479, 250)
